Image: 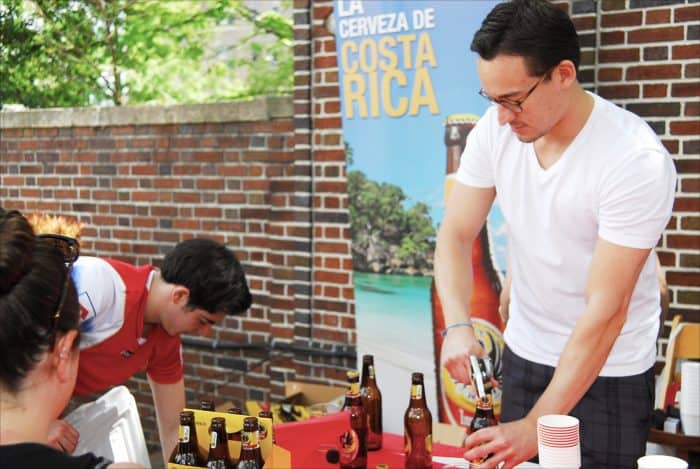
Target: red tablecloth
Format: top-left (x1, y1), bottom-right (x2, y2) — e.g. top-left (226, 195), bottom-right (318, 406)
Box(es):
top-left (274, 412), bottom-right (466, 468)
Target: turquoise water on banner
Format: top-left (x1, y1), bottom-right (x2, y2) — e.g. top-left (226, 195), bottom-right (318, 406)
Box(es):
top-left (353, 272), bottom-right (434, 357)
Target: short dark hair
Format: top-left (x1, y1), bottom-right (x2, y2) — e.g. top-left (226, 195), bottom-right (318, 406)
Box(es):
top-left (470, 0), bottom-right (580, 76)
top-left (0, 208), bottom-right (80, 392)
top-left (160, 238), bottom-right (252, 315)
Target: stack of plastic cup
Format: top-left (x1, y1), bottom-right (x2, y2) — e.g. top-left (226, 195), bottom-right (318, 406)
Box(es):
top-left (680, 361), bottom-right (700, 436)
top-left (637, 455), bottom-right (688, 468)
top-left (537, 414), bottom-right (580, 468)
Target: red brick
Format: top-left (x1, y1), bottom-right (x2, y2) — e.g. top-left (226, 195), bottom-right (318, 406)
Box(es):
top-left (599, 48), bottom-right (640, 63)
top-left (672, 44), bottom-right (700, 60)
top-left (598, 67), bottom-right (623, 81)
top-left (671, 82), bottom-right (700, 98)
top-left (675, 5), bottom-right (700, 23)
top-left (601, 31), bottom-right (625, 45)
top-left (670, 121), bottom-right (700, 135)
top-left (666, 271), bottom-right (700, 287)
top-left (643, 84), bottom-right (667, 98)
top-left (602, 11), bottom-right (642, 27)
top-left (674, 196), bottom-right (700, 213)
top-left (626, 64), bottom-right (682, 81)
top-left (645, 9), bottom-right (671, 25)
top-left (628, 26), bottom-right (684, 44)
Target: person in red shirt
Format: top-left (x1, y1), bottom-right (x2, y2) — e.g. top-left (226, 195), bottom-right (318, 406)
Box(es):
top-left (51, 237), bottom-right (252, 465)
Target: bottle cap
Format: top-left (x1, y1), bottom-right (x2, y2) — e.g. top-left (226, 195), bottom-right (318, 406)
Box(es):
top-left (326, 449), bottom-right (340, 463)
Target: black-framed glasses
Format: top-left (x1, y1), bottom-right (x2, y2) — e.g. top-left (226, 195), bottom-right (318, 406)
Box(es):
top-left (478, 70), bottom-right (551, 113)
top-left (36, 234), bottom-right (80, 325)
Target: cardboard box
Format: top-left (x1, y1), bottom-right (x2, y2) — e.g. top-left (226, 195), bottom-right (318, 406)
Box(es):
top-left (167, 408), bottom-right (289, 468)
top-left (246, 380), bottom-right (345, 424)
top-left (433, 422), bottom-right (466, 447)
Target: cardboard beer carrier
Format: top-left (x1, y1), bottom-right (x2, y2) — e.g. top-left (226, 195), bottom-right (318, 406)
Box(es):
top-left (168, 407), bottom-right (290, 468)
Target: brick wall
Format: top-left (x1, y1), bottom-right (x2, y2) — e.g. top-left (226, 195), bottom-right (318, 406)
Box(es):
top-left (0, 95), bottom-right (356, 452)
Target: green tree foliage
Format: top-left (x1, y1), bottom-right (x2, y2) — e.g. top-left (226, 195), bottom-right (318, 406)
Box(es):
top-left (348, 170), bottom-right (435, 274)
top-left (0, 0), bottom-right (292, 107)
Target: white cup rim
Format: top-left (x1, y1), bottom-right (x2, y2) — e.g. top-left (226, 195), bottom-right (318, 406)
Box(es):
top-left (538, 414), bottom-right (579, 428)
top-left (637, 454), bottom-right (688, 468)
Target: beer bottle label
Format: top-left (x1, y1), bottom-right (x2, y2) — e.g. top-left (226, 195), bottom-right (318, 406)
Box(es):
top-left (179, 425), bottom-right (190, 443)
top-left (339, 429), bottom-right (359, 464)
top-left (347, 381), bottom-right (360, 398)
top-left (242, 430), bottom-right (259, 449)
top-left (410, 384), bottom-right (422, 399)
top-left (258, 422), bottom-right (267, 441)
top-left (210, 431), bottom-right (218, 448)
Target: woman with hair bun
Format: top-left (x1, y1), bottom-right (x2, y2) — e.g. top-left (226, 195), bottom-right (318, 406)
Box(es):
top-left (0, 208), bottom-right (142, 469)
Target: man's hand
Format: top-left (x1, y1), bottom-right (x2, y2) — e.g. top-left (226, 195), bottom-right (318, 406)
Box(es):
top-left (463, 417), bottom-right (538, 469)
top-left (48, 419), bottom-right (79, 454)
top-left (440, 326), bottom-right (485, 384)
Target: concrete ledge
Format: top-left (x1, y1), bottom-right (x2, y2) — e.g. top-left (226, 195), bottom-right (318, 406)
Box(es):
top-left (0, 96), bottom-right (293, 129)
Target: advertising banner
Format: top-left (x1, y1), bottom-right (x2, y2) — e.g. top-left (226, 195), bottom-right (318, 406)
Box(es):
top-left (332, 0), bottom-right (504, 433)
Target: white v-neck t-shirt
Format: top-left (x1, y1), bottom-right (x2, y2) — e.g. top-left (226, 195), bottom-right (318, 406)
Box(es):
top-left (456, 92), bottom-right (676, 376)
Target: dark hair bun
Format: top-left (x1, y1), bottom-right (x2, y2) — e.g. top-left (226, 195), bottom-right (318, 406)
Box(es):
top-left (0, 210), bottom-right (36, 294)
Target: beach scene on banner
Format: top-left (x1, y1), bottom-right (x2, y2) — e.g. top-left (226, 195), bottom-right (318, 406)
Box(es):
top-left (333, 0), bottom-right (504, 433)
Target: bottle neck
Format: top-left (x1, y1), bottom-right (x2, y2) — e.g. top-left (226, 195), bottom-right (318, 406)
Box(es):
top-left (409, 382), bottom-right (426, 405)
top-left (361, 363), bottom-right (376, 385)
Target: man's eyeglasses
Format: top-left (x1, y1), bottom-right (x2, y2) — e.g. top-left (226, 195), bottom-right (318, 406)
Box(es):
top-left (478, 70), bottom-right (551, 113)
top-left (36, 234), bottom-right (80, 327)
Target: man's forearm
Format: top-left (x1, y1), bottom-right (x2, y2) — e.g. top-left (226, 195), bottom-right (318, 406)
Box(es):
top-left (435, 228), bottom-right (475, 326)
top-left (527, 303), bottom-right (627, 421)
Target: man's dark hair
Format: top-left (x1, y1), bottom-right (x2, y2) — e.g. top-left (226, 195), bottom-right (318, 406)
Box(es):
top-left (160, 238), bottom-right (252, 315)
top-left (470, 0), bottom-right (580, 76)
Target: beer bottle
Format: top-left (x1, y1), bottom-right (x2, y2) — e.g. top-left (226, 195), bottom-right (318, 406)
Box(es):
top-left (206, 417), bottom-right (231, 469)
top-left (201, 399), bottom-right (216, 411)
top-left (172, 410), bottom-right (203, 466)
top-left (258, 410), bottom-right (275, 444)
top-left (339, 370), bottom-right (368, 469)
top-left (469, 395), bottom-right (497, 433)
top-left (468, 395), bottom-right (497, 465)
top-left (360, 354), bottom-right (383, 450)
top-left (237, 416), bottom-right (264, 469)
top-left (404, 372), bottom-right (432, 469)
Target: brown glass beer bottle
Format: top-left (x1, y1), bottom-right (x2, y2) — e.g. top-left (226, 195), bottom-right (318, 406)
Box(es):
top-left (469, 395), bottom-right (497, 465)
top-left (172, 410), bottom-right (203, 466)
top-left (360, 354), bottom-right (383, 450)
top-left (258, 410), bottom-right (275, 444)
top-left (339, 370), bottom-right (368, 469)
top-left (201, 399), bottom-right (216, 411)
top-left (404, 372), bottom-right (432, 469)
top-left (206, 417), bottom-right (231, 469)
top-left (236, 416), bottom-right (264, 469)
top-left (470, 395), bottom-right (497, 433)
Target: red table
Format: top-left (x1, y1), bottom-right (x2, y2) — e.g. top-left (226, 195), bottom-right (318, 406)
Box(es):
top-left (274, 412), bottom-right (466, 468)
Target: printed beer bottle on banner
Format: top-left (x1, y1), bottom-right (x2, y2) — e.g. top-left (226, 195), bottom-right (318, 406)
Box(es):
top-left (207, 417), bottom-right (232, 469)
top-left (404, 372), bottom-right (432, 469)
top-left (340, 370), bottom-right (368, 469)
top-left (172, 410), bottom-right (202, 466)
top-left (237, 416), bottom-right (264, 469)
top-left (432, 114), bottom-right (506, 430)
top-left (360, 354), bottom-right (383, 450)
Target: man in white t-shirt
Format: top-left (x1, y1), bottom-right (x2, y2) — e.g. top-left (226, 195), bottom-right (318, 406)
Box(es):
top-left (434, 1), bottom-right (676, 467)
